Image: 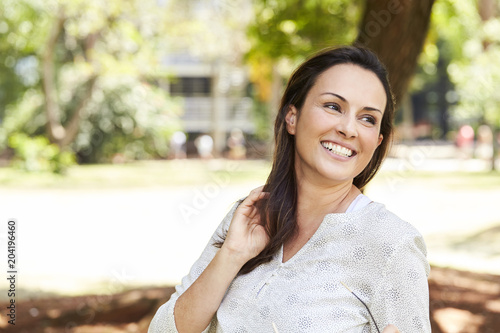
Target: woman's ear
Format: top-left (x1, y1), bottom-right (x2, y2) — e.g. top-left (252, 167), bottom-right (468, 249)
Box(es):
top-left (377, 134), bottom-right (383, 146)
top-left (285, 106), bottom-right (297, 135)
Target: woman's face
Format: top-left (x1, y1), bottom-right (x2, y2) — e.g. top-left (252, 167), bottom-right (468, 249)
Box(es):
top-left (286, 64), bottom-right (386, 187)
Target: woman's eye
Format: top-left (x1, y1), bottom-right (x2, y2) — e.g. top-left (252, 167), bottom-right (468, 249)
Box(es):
top-left (325, 103), bottom-right (340, 112)
top-left (361, 115), bottom-right (377, 125)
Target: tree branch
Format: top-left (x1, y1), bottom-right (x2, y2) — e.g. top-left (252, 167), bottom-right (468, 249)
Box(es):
top-left (42, 11), bottom-right (66, 144)
top-left (59, 76), bottom-right (98, 147)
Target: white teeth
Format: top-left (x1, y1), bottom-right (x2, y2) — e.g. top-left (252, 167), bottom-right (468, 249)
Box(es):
top-left (321, 142), bottom-right (353, 157)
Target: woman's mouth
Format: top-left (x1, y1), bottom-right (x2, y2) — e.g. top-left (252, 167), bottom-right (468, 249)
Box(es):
top-left (320, 141), bottom-right (356, 158)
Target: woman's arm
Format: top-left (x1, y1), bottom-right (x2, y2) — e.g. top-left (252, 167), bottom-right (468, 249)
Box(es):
top-left (149, 186), bottom-right (269, 333)
top-left (174, 186), bottom-right (269, 332)
top-left (371, 233), bottom-right (431, 333)
top-left (173, 246), bottom-right (246, 332)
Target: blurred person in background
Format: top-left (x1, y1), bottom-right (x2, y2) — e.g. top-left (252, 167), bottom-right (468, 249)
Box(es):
top-left (456, 124), bottom-right (474, 159)
top-left (475, 124), bottom-right (493, 160)
top-left (149, 46), bottom-right (429, 333)
top-left (170, 131), bottom-right (187, 159)
top-left (226, 128), bottom-right (246, 160)
top-left (195, 134), bottom-right (214, 159)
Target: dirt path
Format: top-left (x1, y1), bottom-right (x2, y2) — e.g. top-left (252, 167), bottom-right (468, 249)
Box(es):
top-left (1, 266), bottom-right (498, 332)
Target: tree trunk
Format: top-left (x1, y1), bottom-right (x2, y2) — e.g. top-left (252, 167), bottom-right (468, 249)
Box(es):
top-left (42, 13), bottom-right (66, 144)
top-left (42, 13), bottom-right (97, 148)
top-left (59, 76), bottom-right (98, 147)
top-left (491, 127), bottom-right (498, 171)
top-left (478, 0), bottom-right (498, 171)
top-left (478, 0), bottom-right (497, 21)
top-left (400, 93), bottom-right (414, 141)
top-left (355, 0), bottom-right (435, 108)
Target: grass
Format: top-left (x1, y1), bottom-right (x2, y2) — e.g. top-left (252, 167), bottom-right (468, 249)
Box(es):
top-left (0, 158), bottom-right (498, 190)
top-left (373, 170), bottom-right (500, 190)
top-left (0, 159), bottom-right (272, 189)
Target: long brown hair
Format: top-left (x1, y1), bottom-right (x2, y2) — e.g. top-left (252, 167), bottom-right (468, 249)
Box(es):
top-left (238, 46), bottom-right (395, 274)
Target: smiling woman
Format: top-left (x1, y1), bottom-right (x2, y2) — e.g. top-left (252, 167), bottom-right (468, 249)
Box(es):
top-left (287, 64), bottom-right (386, 189)
top-left (149, 46), bottom-right (430, 333)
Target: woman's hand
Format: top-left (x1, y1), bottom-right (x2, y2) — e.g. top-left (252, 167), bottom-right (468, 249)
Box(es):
top-left (221, 186), bottom-right (270, 265)
top-left (173, 186), bottom-right (270, 333)
top-left (382, 325), bottom-right (400, 333)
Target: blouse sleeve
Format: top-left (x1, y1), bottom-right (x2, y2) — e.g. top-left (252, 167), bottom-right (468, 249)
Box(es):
top-left (369, 233), bottom-right (431, 333)
top-left (148, 200), bottom-right (241, 333)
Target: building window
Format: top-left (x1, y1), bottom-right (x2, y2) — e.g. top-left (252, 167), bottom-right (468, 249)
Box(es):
top-left (170, 77), bottom-right (211, 96)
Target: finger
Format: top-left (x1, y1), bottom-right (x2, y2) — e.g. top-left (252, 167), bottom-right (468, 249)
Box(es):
top-left (241, 186), bottom-right (268, 206)
top-left (382, 325), bottom-right (400, 333)
top-left (246, 201), bottom-right (267, 223)
top-left (259, 191), bottom-right (270, 199)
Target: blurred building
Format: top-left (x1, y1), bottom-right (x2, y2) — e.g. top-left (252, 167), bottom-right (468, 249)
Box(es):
top-left (161, 52), bottom-right (254, 156)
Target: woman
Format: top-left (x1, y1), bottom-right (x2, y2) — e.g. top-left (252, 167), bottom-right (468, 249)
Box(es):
top-left (149, 46), bottom-right (430, 333)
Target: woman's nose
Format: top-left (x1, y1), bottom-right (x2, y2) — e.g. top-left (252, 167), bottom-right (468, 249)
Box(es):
top-left (336, 114), bottom-right (357, 138)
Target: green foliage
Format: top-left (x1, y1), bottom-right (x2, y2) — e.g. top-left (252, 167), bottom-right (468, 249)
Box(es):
top-left (0, 89), bottom-right (45, 147)
top-left (246, 0), bottom-right (362, 97)
top-left (8, 133), bottom-right (75, 173)
top-left (251, 98), bottom-right (273, 141)
top-left (74, 77), bottom-right (182, 163)
top-left (427, 0), bottom-right (500, 129)
top-left (247, 0), bottom-right (362, 62)
top-left (161, 0), bottom-right (253, 64)
top-left (429, 0), bottom-right (482, 61)
top-left (449, 46), bottom-right (500, 128)
top-left (0, 0), bottom-right (183, 169)
top-left (0, 0), bottom-right (47, 118)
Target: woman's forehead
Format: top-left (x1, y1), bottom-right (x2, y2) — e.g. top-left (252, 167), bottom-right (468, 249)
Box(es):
top-left (310, 64), bottom-right (387, 107)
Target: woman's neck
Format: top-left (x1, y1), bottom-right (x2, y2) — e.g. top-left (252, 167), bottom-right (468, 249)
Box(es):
top-left (281, 179), bottom-right (361, 262)
top-left (295, 179), bottom-right (360, 229)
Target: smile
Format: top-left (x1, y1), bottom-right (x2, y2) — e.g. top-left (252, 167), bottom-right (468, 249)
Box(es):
top-left (321, 141), bottom-right (355, 158)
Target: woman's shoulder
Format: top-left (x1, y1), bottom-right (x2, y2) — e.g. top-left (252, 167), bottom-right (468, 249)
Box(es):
top-left (348, 201), bottom-right (427, 251)
top-left (369, 202), bottom-right (422, 235)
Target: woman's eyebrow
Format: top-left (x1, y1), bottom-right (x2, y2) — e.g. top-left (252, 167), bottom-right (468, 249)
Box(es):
top-left (321, 92), bottom-right (346, 102)
top-left (364, 106), bottom-right (382, 114)
top-left (320, 92), bottom-right (382, 113)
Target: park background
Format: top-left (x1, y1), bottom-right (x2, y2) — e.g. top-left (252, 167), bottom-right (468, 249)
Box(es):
top-left (0, 0), bottom-right (499, 332)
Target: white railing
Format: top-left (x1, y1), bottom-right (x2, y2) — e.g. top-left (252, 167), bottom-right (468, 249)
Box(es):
top-left (181, 96), bottom-right (254, 133)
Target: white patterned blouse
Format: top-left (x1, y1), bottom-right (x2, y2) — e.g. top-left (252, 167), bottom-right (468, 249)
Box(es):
top-left (149, 196), bottom-right (431, 333)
